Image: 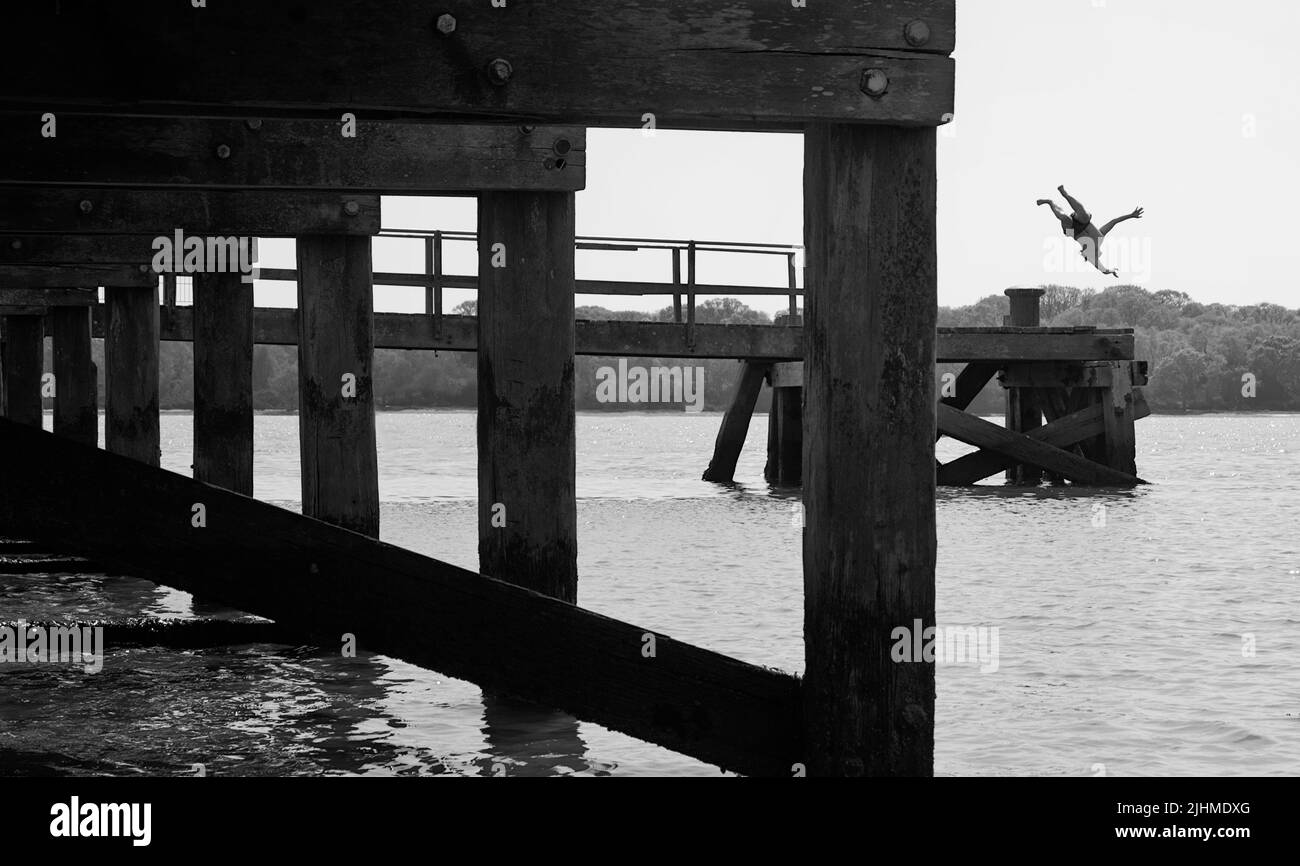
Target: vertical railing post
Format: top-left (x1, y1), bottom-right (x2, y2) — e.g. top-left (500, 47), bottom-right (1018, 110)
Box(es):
top-left (671, 246), bottom-right (683, 323)
top-left (686, 240), bottom-right (697, 347)
top-left (433, 230), bottom-right (444, 336)
top-left (787, 251), bottom-right (799, 319)
top-left (1004, 287), bottom-right (1046, 485)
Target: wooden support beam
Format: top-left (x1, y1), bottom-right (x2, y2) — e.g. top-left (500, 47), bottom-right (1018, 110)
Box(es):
top-left (0, 417), bottom-right (801, 776)
top-left (1, 1), bottom-right (955, 130)
top-left (937, 393), bottom-right (1151, 486)
top-left (0, 116), bottom-right (585, 192)
top-left (936, 404), bottom-right (1144, 487)
top-left (477, 191), bottom-right (578, 602)
top-left (0, 263), bottom-right (154, 288)
top-left (1, 234), bottom-right (164, 265)
top-left (764, 386), bottom-right (802, 487)
top-left (803, 124), bottom-right (937, 776)
top-left (0, 288), bottom-right (96, 306)
top-left (938, 329), bottom-right (1133, 363)
top-left (1102, 363), bottom-right (1138, 478)
top-left (937, 361), bottom-right (999, 442)
top-left (51, 305), bottom-right (96, 447)
top-left (1, 314), bottom-right (43, 427)
top-left (702, 361), bottom-right (770, 483)
top-left (193, 272), bottom-right (254, 495)
top-left (0, 188), bottom-right (380, 236)
top-left (295, 236), bottom-right (380, 537)
top-left (1000, 361), bottom-right (1150, 390)
top-left (1004, 288), bottom-right (1045, 485)
top-left (104, 287), bottom-right (160, 465)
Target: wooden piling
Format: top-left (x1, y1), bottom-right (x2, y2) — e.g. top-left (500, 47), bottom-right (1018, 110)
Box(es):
top-left (104, 286), bottom-right (160, 465)
top-left (802, 124), bottom-right (937, 777)
top-left (295, 235), bottom-right (380, 537)
top-left (1102, 361), bottom-right (1138, 477)
top-left (1, 314), bottom-right (43, 427)
top-left (764, 385), bottom-right (803, 486)
top-left (194, 271), bottom-right (254, 495)
top-left (51, 305), bottom-right (97, 446)
top-left (476, 191), bottom-right (578, 603)
top-left (1004, 288), bottom-right (1045, 485)
top-left (702, 361), bottom-right (769, 483)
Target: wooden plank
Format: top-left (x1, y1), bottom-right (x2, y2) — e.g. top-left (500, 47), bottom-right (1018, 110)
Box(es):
top-left (0, 188), bottom-right (380, 236)
top-left (51, 305), bottom-right (97, 447)
top-left (702, 361), bottom-right (770, 483)
top-left (0, 1), bottom-right (955, 130)
top-left (0, 417), bottom-right (802, 777)
top-left (1, 234), bottom-right (162, 265)
top-left (104, 287), bottom-right (160, 465)
top-left (1, 314), bottom-right (44, 427)
top-left (937, 331), bottom-right (1133, 362)
top-left (937, 394), bottom-right (1151, 486)
top-left (0, 116), bottom-right (585, 193)
top-left (0, 306), bottom-right (47, 316)
top-left (477, 191), bottom-right (578, 601)
top-left (1000, 361), bottom-right (1150, 389)
top-left (937, 361), bottom-right (999, 443)
top-left (771, 362), bottom-right (803, 389)
top-left (194, 272), bottom-right (254, 495)
top-left (803, 124), bottom-right (937, 776)
top-left (0, 288), bottom-right (96, 306)
top-left (0, 263), bottom-right (154, 288)
top-left (296, 236), bottom-right (380, 536)
top-left (936, 404), bottom-right (1144, 487)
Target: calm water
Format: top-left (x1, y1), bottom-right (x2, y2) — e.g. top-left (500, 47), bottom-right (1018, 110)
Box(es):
top-left (2, 411), bottom-right (1298, 776)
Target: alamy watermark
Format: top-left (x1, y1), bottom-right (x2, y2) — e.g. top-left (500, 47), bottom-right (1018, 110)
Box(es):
top-left (151, 230), bottom-right (259, 284)
top-left (595, 359), bottom-right (704, 412)
top-left (0, 620), bottom-right (103, 673)
top-left (891, 619), bottom-right (1000, 673)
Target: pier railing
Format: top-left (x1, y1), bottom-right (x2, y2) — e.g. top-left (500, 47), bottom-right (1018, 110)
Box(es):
top-left (166, 229), bottom-right (805, 339)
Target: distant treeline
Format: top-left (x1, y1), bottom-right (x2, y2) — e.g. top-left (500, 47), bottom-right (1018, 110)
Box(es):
top-left (45, 287), bottom-right (1300, 413)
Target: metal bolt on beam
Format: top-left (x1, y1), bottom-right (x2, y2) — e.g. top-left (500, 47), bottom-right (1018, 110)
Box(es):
top-left (904, 20), bottom-right (931, 47)
top-left (436, 13), bottom-right (456, 35)
top-left (485, 58), bottom-right (513, 86)
top-left (860, 68), bottom-right (889, 98)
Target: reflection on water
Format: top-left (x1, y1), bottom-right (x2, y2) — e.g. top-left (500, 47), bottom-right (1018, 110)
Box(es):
top-left (2, 411), bottom-right (1299, 776)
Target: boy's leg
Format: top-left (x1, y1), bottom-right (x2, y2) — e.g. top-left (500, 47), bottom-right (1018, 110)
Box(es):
top-left (1058, 186), bottom-right (1092, 223)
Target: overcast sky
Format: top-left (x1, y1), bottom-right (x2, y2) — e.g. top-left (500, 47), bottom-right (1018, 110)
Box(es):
top-left (259, 0), bottom-right (1299, 317)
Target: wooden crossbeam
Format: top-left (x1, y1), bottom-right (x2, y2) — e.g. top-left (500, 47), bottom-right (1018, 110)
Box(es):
top-left (936, 403), bottom-right (1146, 487)
top-left (0, 116), bottom-right (585, 192)
top-left (0, 188), bottom-right (381, 236)
top-left (1, 234), bottom-right (158, 265)
top-left (938, 393), bottom-right (1151, 485)
top-left (0, 1), bottom-right (955, 130)
top-left (0, 263), bottom-right (154, 288)
top-left (0, 288), bottom-right (96, 306)
top-left (1000, 361), bottom-right (1151, 389)
top-left (0, 418), bottom-right (802, 777)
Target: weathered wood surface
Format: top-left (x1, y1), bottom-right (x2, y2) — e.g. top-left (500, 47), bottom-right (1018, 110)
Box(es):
top-left (0, 288), bottom-right (97, 306)
top-left (104, 287), bottom-right (160, 466)
top-left (702, 361), bottom-right (770, 483)
top-left (1102, 362), bottom-right (1138, 477)
top-left (0, 117), bottom-right (584, 192)
top-left (0, 188), bottom-right (380, 236)
top-left (936, 403), bottom-right (1145, 487)
top-left (1, 315), bottom-right (43, 426)
top-left (0, 234), bottom-right (159, 265)
top-left (803, 124), bottom-right (937, 776)
top-left (0, 417), bottom-right (802, 777)
top-left (194, 272), bottom-right (254, 495)
top-left (937, 393), bottom-right (1151, 486)
top-left (51, 305), bottom-right (97, 447)
top-left (296, 236), bottom-right (380, 537)
top-left (0, 263), bottom-right (154, 288)
top-left (477, 192), bottom-right (578, 601)
top-left (0, 1), bottom-right (955, 129)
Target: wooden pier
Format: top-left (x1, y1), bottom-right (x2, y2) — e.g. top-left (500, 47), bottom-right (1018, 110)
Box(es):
top-left (2, 0), bottom-right (966, 776)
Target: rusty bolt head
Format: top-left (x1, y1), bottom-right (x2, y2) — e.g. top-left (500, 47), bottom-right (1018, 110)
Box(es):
top-left (216, 144), bottom-right (232, 159)
top-left (485, 58), bottom-right (513, 86)
top-left (543, 157), bottom-right (557, 170)
top-left (436, 13), bottom-right (456, 35)
top-left (246, 119), bottom-right (263, 130)
top-left (904, 19), bottom-right (931, 47)
top-left (519, 125), bottom-right (535, 135)
top-left (860, 68), bottom-right (889, 98)
top-left (79, 199), bottom-right (93, 214)
top-left (553, 138), bottom-right (572, 156)
top-left (138, 264), bottom-right (151, 273)
top-left (344, 201), bottom-right (361, 216)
